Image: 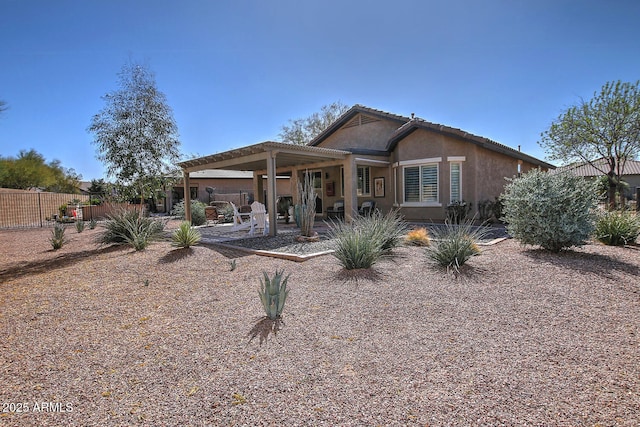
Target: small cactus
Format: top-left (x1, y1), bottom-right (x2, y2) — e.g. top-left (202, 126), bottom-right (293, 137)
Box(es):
top-left (258, 269), bottom-right (290, 320)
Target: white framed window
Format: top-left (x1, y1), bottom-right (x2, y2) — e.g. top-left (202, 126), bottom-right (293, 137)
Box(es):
top-left (357, 166), bottom-right (371, 196)
top-left (450, 162), bottom-right (461, 202)
top-left (403, 163), bottom-right (439, 205)
top-left (341, 166), bottom-right (371, 197)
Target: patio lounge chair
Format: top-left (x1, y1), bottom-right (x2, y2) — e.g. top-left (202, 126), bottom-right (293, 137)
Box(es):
top-left (326, 200), bottom-right (344, 219)
top-left (249, 201), bottom-right (269, 236)
top-left (358, 200), bottom-right (376, 216)
top-left (230, 202), bottom-right (251, 231)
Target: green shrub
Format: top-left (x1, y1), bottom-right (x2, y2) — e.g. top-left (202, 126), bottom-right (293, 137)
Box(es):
top-left (425, 220), bottom-right (488, 271)
top-left (594, 209), bottom-right (640, 246)
top-left (171, 221), bottom-right (202, 248)
top-left (95, 209), bottom-right (165, 251)
top-left (327, 210), bottom-right (407, 269)
top-left (446, 200), bottom-right (472, 224)
top-left (89, 218), bottom-right (98, 229)
top-left (171, 200), bottom-right (207, 226)
top-left (49, 223), bottom-right (67, 250)
top-left (75, 220), bottom-right (85, 233)
top-left (478, 197), bottom-right (504, 223)
top-left (258, 269), bottom-right (290, 320)
top-left (501, 169), bottom-right (598, 252)
top-left (218, 204), bottom-right (234, 223)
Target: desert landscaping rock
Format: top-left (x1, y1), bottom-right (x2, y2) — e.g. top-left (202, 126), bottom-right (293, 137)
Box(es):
top-left (0, 223), bottom-right (638, 426)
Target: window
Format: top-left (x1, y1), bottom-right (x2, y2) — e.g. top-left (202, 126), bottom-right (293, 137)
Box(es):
top-left (357, 166), bottom-right (371, 196)
top-left (341, 166), bottom-right (371, 197)
top-left (403, 164), bottom-right (439, 204)
top-left (450, 162), bottom-right (461, 202)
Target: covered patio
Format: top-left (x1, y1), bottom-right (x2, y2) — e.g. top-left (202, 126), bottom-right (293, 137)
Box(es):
top-left (177, 141), bottom-right (358, 236)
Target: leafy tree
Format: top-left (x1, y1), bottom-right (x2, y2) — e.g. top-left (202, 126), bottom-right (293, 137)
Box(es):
top-left (46, 159), bottom-right (81, 193)
top-left (87, 178), bottom-right (107, 197)
top-left (88, 60), bottom-right (181, 211)
top-left (0, 149), bottom-right (81, 192)
top-left (279, 101), bottom-right (349, 145)
top-left (539, 80), bottom-right (640, 208)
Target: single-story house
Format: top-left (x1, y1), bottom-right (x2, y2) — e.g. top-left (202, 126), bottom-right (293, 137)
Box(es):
top-left (552, 158), bottom-right (640, 200)
top-left (178, 104), bottom-right (554, 236)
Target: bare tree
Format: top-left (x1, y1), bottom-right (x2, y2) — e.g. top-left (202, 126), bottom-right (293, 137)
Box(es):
top-left (279, 101), bottom-right (349, 145)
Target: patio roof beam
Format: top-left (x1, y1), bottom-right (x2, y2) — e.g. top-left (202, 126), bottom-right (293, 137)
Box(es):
top-left (182, 151), bottom-right (269, 173)
top-left (254, 158), bottom-right (348, 175)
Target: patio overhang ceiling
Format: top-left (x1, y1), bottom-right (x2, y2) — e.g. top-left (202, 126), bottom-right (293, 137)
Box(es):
top-left (178, 141), bottom-right (350, 173)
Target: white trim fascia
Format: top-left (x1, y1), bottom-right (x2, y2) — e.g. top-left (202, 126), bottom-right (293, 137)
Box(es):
top-left (397, 157), bottom-right (442, 167)
top-left (399, 202), bottom-right (443, 208)
top-left (447, 156), bottom-right (466, 162)
top-left (354, 158), bottom-right (391, 166)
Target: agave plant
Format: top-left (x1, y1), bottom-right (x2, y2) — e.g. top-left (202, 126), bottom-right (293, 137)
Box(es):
top-left (171, 221), bottom-right (202, 248)
top-left (49, 223), bottom-right (67, 250)
top-left (258, 269), bottom-right (290, 320)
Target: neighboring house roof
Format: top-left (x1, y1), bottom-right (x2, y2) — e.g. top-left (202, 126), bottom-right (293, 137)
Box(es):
top-left (308, 104), bottom-right (554, 169)
top-left (552, 159), bottom-right (640, 177)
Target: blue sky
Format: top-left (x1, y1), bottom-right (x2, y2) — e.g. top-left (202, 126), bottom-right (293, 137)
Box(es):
top-left (1, 0), bottom-right (639, 181)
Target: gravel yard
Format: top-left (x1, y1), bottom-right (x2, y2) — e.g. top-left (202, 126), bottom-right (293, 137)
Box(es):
top-left (1, 223), bottom-right (638, 426)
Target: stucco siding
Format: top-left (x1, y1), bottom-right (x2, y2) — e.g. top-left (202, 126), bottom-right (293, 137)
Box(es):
top-left (316, 116), bottom-right (401, 152)
top-left (390, 128), bottom-right (544, 220)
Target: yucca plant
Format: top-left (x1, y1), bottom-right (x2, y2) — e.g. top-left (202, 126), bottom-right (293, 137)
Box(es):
top-left (75, 220), bottom-right (86, 233)
top-left (425, 220), bottom-right (488, 272)
top-left (49, 223), bottom-right (67, 250)
top-left (95, 209), bottom-right (165, 251)
top-left (594, 209), bottom-right (640, 246)
top-left (357, 209), bottom-right (408, 252)
top-left (258, 269), bottom-right (290, 320)
top-left (406, 227), bottom-right (431, 246)
top-left (89, 218), bottom-right (98, 229)
top-left (171, 221), bottom-right (202, 248)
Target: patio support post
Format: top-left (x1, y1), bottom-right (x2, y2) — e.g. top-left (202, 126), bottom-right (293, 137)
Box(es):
top-left (183, 170), bottom-right (192, 223)
top-left (291, 167), bottom-right (300, 205)
top-left (343, 155), bottom-right (357, 222)
top-left (266, 151), bottom-right (277, 236)
top-left (253, 172), bottom-right (263, 204)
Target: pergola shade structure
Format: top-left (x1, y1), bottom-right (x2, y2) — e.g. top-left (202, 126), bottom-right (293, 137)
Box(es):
top-left (177, 141), bottom-right (351, 236)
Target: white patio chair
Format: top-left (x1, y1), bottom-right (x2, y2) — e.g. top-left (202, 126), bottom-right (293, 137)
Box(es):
top-left (230, 202), bottom-right (251, 231)
top-left (249, 201), bottom-right (269, 236)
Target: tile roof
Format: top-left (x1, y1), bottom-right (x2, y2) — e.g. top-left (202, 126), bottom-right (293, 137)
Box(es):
top-left (387, 117), bottom-right (555, 169)
top-left (553, 158), bottom-right (640, 176)
top-left (308, 104), bottom-right (410, 147)
top-left (309, 103), bottom-right (553, 169)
